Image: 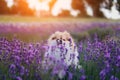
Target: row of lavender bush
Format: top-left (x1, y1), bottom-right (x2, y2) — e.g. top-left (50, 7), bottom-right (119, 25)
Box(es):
top-left (0, 22), bottom-right (120, 42)
top-left (0, 34), bottom-right (120, 80)
top-left (0, 22), bottom-right (120, 34)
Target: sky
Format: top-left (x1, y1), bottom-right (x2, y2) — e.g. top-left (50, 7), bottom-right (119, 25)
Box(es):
top-left (5, 0), bottom-right (120, 19)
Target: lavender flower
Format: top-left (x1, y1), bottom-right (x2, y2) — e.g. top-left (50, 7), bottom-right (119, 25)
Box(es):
top-left (80, 75), bottom-right (86, 80)
top-left (15, 76), bottom-right (22, 80)
top-left (110, 75), bottom-right (119, 80)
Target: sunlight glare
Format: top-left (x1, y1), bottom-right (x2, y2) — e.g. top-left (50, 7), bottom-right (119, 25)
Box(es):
top-left (27, 0), bottom-right (50, 11)
top-left (5, 0), bottom-right (14, 7)
top-left (51, 0), bottom-right (80, 17)
top-left (84, 1), bottom-right (93, 16)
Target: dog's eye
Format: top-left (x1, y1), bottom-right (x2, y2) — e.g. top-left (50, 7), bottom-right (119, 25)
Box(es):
top-left (52, 37), bottom-right (56, 40)
top-left (67, 38), bottom-right (71, 41)
top-left (57, 39), bottom-right (59, 41)
top-left (63, 39), bottom-right (65, 41)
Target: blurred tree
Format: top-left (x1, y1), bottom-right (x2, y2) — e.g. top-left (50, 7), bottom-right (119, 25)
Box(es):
top-left (116, 0), bottom-right (120, 11)
top-left (103, 0), bottom-right (120, 12)
top-left (0, 0), bottom-right (10, 14)
top-left (104, 0), bottom-right (113, 10)
top-left (86, 0), bottom-right (104, 17)
top-left (71, 0), bottom-right (87, 17)
top-left (49, 0), bottom-right (57, 12)
top-left (11, 0), bottom-right (34, 16)
top-left (58, 10), bottom-right (71, 17)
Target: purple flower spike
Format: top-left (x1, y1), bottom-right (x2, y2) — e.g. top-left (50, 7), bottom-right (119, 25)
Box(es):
top-left (15, 76), bottom-right (22, 80)
top-left (68, 72), bottom-right (73, 80)
top-left (80, 75), bottom-right (86, 80)
top-left (110, 75), bottom-right (119, 80)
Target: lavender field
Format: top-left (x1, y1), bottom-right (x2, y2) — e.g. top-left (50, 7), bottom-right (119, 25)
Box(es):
top-left (0, 21), bottom-right (120, 80)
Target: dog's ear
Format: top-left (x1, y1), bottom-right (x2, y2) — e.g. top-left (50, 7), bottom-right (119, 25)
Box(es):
top-left (63, 31), bottom-right (71, 41)
top-left (63, 31), bottom-right (68, 34)
top-left (52, 36), bottom-right (56, 40)
top-left (55, 31), bottom-right (60, 35)
top-left (48, 34), bottom-right (55, 41)
top-left (63, 31), bottom-right (70, 36)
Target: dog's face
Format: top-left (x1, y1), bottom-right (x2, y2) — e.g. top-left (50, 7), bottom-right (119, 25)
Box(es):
top-left (48, 31), bottom-right (74, 49)
top-left (43, 31), bottom-right (79, 79)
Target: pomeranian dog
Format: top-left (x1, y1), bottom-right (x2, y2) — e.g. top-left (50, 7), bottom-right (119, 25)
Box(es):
top-left (42, 31), bottom-right (80, 78)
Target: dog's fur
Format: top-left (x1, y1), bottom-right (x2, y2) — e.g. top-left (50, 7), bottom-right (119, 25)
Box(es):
top-left (43, 31), bottom-right (79, 78)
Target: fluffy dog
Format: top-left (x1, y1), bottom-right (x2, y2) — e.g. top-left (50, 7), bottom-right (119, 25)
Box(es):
top-left (43, 31), bottom-right (80, 78)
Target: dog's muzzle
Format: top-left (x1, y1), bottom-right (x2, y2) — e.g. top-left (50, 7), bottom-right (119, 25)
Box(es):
top-left (57, 39), bottom-right (62, 45)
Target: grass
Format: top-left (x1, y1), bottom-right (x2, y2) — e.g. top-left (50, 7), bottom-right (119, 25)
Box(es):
top-left (0, 15), bottom-right (120, 23)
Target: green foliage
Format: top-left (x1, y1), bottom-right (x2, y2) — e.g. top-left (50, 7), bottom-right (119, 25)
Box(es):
top-left (87, 27), bottom-right (114, 40)
top-left (71, 32), bottom-right (89, 42)
top-left (72, 27), bottom-right (114, 42)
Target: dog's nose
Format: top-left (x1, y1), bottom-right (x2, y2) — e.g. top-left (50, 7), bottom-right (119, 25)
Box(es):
top-left (59, 39), bottom-right (62, 44)
top-left (57, 39), bottom-right (62, 45)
